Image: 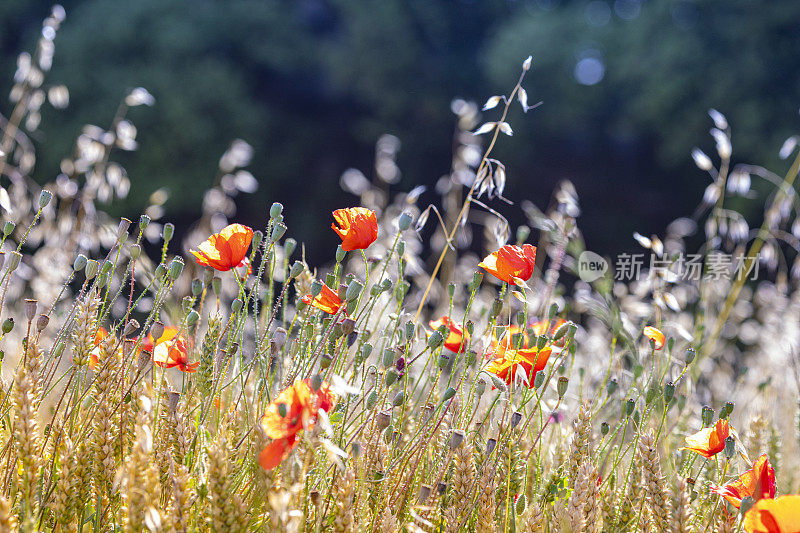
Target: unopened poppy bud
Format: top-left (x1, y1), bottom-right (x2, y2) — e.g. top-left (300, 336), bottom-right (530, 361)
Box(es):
top-left (231, 298), bottom-right (243, 313)
top-left (270, 223), bottom-right (287, 243)
top-left (606, 378), bottom-right (618, 396)
top-left (724, 436), bottom-right (735, 459)
top-left (392, 391), bottom-right (404, 407)
top-left (685, 348), bottom-right (696, 365)
top-left (53, 341), bottom-right (65, 358)
top-left (476, 378), bottom-right (487, 396)
top-left (403, 321), bottom-right (414, 340)
top-left (417, 485), bottom-right (432, 503)
top-left (510, 411), bottom-right (523, 429)
top-left (85, 259), bottom-right (98, 279)
top-left (376, 410), bottom-right (391, 429)
top-left (335, 245), bottom-right (346, 263)
top-left (24, 299), bottom-right (37, 322)
top-left (36, 313), bottom-right (49, 332)
top-left (396, 240), bottom-right (405, 257)
top-left (288, 261), bottom-right (304, 279)
top-left (485, 438), bottom-right (497, 456)
top-left (491, 298), bottom-right (503, 318)
top-left (398, 212), bottom-right (412, 231)
top-left (701, 405), bottom-right (714, 427)
top-left (549, 303), bottom-right (559, 318)
top-left (626, 398), bottom-right (635, 416)
top-left (449, 430), bottom-right (465, 450)
top-left (557, 376), bottom-right (569, 398)
top-left (150, 321), bottom-right (164, 341)
top-left (516, 493), bottom-right (527, 515)
top-left (247, 231), bottom-right (262, 253)
top-left (269, 202), bottom-right (283, 219)
top-left (511, 332), bottom-right (524, 350)
top-left (468, 271), bottom-right (483, 292)
top-left (428, 330), bottom-right (443, 350)
top-left (211, 276), bottom-right (221, 296)
top-left (38, 189), bottom-right (52, 208)
top-left (6, 251), bottom-right (21, 273)
top-left (366, 390), bottom-right (379, 410)
top-left (534, 371), bottom-right (545, 389)
top-left (442, 387), bottom-right (456, 403)
top-left (664, 381), bottom-right (675, 404)
top-left (2, 221), bottom-right (15, 237)
top-left (1, 318), bottom-right (13, 334)
top-left (139, 214), bottom-right (150, 231)
top-left (186, 310), bottom-right (199, 326)
top-left (129, 244), bottom-right (141, 260)
top-left (168, 257), bottom-right (184, 280)
top-left (162, 222), bottom-right (174, 242)
top-left (154, 263), bottom-right (166, 279)
top-left (552, 321), bottom-right (570, 342)
top-left (601, 422), bottom-right (609, 435)
top-left (345, 280), bottom-right (363, 301)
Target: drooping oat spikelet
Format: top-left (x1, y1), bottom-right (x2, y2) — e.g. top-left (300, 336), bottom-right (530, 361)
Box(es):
top-left (671, 477), bottom-right (693, 533)
top-left (70, 290), bottom-right (100, 367)
top-left (444, 440), bottom-right (475, 533)
top-left (332, 467), bottom-right (356, 533)
top-left (475, 461), bottom-right (496, 533)
top-left (12, 353), bottom-right (42, 516)
top-left (206, 429), bottom-right (248, 532)
top-left (568, 402), bottom-right (592, 487)
top-left (637, 430), bottom-right (670, 533)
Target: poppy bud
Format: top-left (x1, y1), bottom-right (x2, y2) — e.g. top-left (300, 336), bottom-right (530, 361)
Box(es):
top-left (382, 349), bottom-right (395, 369)
top-left (557, 376), bottom-right (569, 398)
top-left (168, 257), bottom-right (184, 280)
top-left (139, 214), bottom-right (150, 231)
top-left (428, 330), bottom-right (443, 350)
top-left (154, 263), bottom-right (166, 279)
top-left (511, 332), bottom-right (524, 350)
top-left (468, 271), bottom-right (483, 292)
top-left (270, 223), bottom-right (287, 243)
top-left (376, 410), bottom-right (391, 429)
top-left (366, 390), bottom-right (378, 410)
top-left (534, 371), bottom-right (545, 389)
top-left (3, 221), bottom-right (15, 237)
top-left (1, 318), bottom-right (13, 334)
top-left (397, 240), bottom-right (405, 257)
top-left (211, 277), bottom-right (221, 296)
top-left (24, 299), bottom-right (37, 322)
top-left (398, 212), bottom-right (412, 231)
top-left (248, 230), bottom-right (262, 253)
top-left (38, 189), bottom-right (52, 208)
top-left (162, 223), bottom-right (174, 243)
top-left (626, 398), bottom-right (635, 416)
top-left (85, 259), bottom-right (98, 279)
top-left (510, 411), bottom-right (523, 429)
top-left (685, 348), bottom-right (696, 365)
top-left (36, 314), bottom-right (49, 332)
top-left (345, 280), bottom-right (363, 302)
top-left (186, 310), bottom-right (199, 326)
top-left (701, 405), bottom-right (714, 427)
top-left (53, 341), bottom-right (65, 358)
top-left (516, 493), bottom-right (527, 515)
top-left (449, 430), bottom-right (465, 450)
top-left (150, 321), bottom-right (164, 341)
top-left (485, 438), bottom-right (497, 456)
top-left (442, 387), bottom-right (456, 403)
top-left (392, 391), bottom-right (404, 407)
top-left (490, 298), bottom-right (503, 318)
top-left (476, 378), bottom-right (486, 397)
top-left (663, 381), bottom-right (675, 404)
top-left (281, 238), bottom-right (296, 258)
top-left (549, 303), bottom-right (560, 319)
top-left (270, 202), bottom-right (283, 219)
top-left (516, 225), bottom-right (530, 244)
top-left (601, 422), bottom-right (609, 435)
top-left (606, 378), bottom-right (618, 396)
top-left (335, 245), bottom-right (346, 263)
top-left (231, 298), bottom-right (243, 314)
top-left (288, 261), bottom-right (304, 279)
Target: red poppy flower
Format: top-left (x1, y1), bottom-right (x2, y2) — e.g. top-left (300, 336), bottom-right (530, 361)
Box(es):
top-left (484, 326), bottom-right (551, 387)
top-left (711, 454), bottom-right (776, 509)
top-left (331, 207), bottom-right (378, 251)
top-left (429, 316), bottom-right (469, 353)
top-left (190, 223), bottom-right (254, 272)
top-left (681, 419), bottom-right (730, 458)
top-left (301, 284), bottom-right (343, 315)
top-left (743, 495), bottom-right (800, 533)
top-left (643, 326), bottom-right (665, 350)
top-left (478, 244), bottom-right (537, 286)
top-left (258, 379), bottom-right (336, 469)
top-left (146, 326), bottom-right (198, 373)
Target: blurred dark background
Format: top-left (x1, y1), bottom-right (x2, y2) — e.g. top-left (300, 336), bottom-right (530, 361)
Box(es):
top-left (2, 0), bottom-right (800, 262)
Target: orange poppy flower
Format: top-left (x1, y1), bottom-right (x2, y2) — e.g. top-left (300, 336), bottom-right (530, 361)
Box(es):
top-left (429, 316), bottom-right (469, 353)
top-left (190, 223), bottom-right (254, 272)
top-left (331, 207), bottom-right (378, 251)
top-left (743, 495), bottom-right (800, 533)
top-left (146, 326), bottom-right (198, 373)
top-left (478, 244), bottom-right (537, 286)
top-left (681, 418), bottom-right (730, 458)
top-left (530, 318), bottom-right (568, 347)
top-left (258, 378), bottom-right (337, 469)
top-left (711, 454), bottom-right (776, 509)
top-left (301, 284), bottom-right (344, 315)
top-left (89, 326), bottom-right (110, 370)
top-left (643, 326), bottom-right (665, 350)
top-left (485, 327), bottom-right (552, 387)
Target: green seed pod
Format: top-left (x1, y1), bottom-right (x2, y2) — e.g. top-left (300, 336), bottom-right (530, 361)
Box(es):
top-left (475, 378), bottom-right (487, 397)
top-left (231, 298), bottom-right (243, 313)
top-left (278, 403), bottom-right (287, 418)
top-left (468, 271), bottom-right (483, 292)
top-left (181, 296), bottom-right (193, 314)
top-left (536, 334), bottom-right (547, 351)
top-left (270, 202), bottom-right (284, 219)
top-left (211, 277), bottom-right (222, 296)
top-left (516, 225), bottom-right (530, 244)
top-left (512, 332), bottom-right (524, 350)
top-left (404, 321), bottom-right (414, 340)
top-left (310, 280), bottom-right (323, 298)
top-left (685, 348), bottom-right (696, 365)
top-left (601, 422), bottom-right (610, 435)
top-left (3, 221), bottom-right (15, 237)
top-left (96, 272), bottom-right (110, 288)
top-left (139, 214), bottom-right (150, 231)
top-left (320, 353), bottom-right (333, 369)
top-left (557, 376), bottom-right (569, 398)
top-left (397, 240), bottom-right (405, 257)
top-left (168, 257), bottom-right (184, 280)
top-left (311, 374), bottom-right (322, 391)
top-left (53, 341), bottom-right (65, 358)
top-left (465, 350), bottom-right (477, 367)
top-left (490, 298), bottom-right (503, 318)
top-left (392, 391), bottom-right (405, 407)
top-left (534, 371), bottom-right (545, 389)
top-left (366, 390), bottom-right (379, 410)
top-left (289, 261), bottom-right (304, 279)
top-left (284, 238), bottom-right (297, 257)
top-left (186, 309), bottom-right (200, 326)
top-left (73, 253), bottom-right (88, 271)
top-left (447, 283), bottom-right (455, 298)
top-left (270, 223), bottom-right (287, 243)
top-left (427, 331), bottom-right (443, 350)
top-left (626, 398), bottom-right (636, 416)
top-left (645, 386), bottom-right (659, 404)
top-left (1, 318), bottom-right (13, 334)
top-left (345, 280), bottom-right (363, 301)
top-left (663, 381), bottom-right (675, 404)
top-left (381, 278), bottom-right (393, 291)
top-left (85, 259), bottom-right (99, 279)
top-left (701, 405), bottom-right (714, 427)
top-left (129, 244), bottom-right (141, 260)
top-left (465, 321), bottom-right (474, 335)
top-left (162, 222), bottom-right (174, 242)
top-left (724, 436), bottom-right (736, 459)
top-left (191, 279), bottom-right (203, 296)
top-left (552, 321), bottom-right (570, 342)
top-left (38, 189), bottom-right (53, 208)
top-left (153, 263), bottom-right (166, 279)
top-left (385, 369), bottom-right (399, 387)
top-left (382, 349), bottom-right (395, 369)
top-left (437, 354), bottom-right (451, 370)
top-left (398, 212), bottom-right (412, 231)
top-left (724, 401), bottom-right (735, 417)
top-left (606, 378), bottom-right (618, 396)
top-left (549, 303), bottom-right (559, 318)
top-left (515, 493), bottom-right (527, 515)
top-left (442, 387), bottom-right (456, 402)
top-left (739, 496), bottom-right (755, 515)
top-left (361, 343), bottom-right (373, 359)
top-left (335, 245), bottom-right (346, 263)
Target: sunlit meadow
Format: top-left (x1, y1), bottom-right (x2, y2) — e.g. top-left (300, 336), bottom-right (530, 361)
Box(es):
top-left (0, 6), bottom-right (799, 533)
